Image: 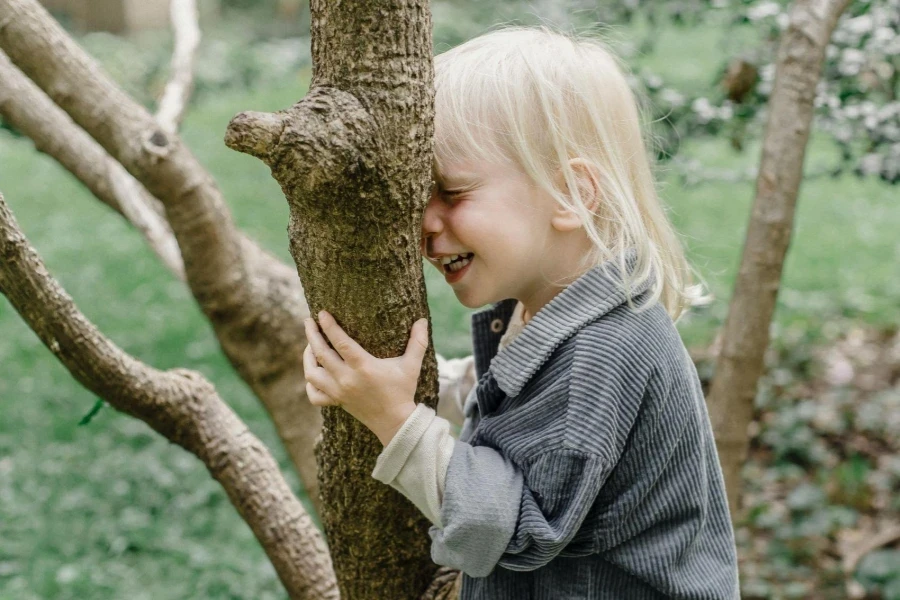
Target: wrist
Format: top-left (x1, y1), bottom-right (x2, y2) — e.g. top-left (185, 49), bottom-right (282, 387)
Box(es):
top-left (372, 402), bottom-right (417, 446)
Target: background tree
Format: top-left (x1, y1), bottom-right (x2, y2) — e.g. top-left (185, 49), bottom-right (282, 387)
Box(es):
top-left (705, 0), bottom-right (854, 518)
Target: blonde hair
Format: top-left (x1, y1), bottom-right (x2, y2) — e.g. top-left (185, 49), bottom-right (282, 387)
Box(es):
top-left (433, 26), bottom-right (710, 322)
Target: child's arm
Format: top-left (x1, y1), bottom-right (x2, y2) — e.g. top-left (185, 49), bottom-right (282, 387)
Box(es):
top-left (367, 354), bottom-right (480, 527)
top-left (373, 388), bottom-right (611, 578)
top-left (302, 311), bottom-right (610, 577)
top-left (376, 413), bottom-right (607, 577)
top-left (302, 311), bottom-right (425, 445)
top-left (371, 403), bottom-right (454, 527)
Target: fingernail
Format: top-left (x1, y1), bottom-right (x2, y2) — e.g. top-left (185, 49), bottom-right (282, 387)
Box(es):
top-left (318, 310), bottom-right (327, 321)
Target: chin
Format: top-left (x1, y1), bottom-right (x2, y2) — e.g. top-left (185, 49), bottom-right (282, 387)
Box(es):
top-left (454, 295), bottom-right (482, 309)
top-left (452, 288), bottom-right (483, 309)
top-left (454, 288), bottom-right (502, 310)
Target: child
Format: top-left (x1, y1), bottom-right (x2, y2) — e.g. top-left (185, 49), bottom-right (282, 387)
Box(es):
top-left (303, 26), bottom-right (739, 599)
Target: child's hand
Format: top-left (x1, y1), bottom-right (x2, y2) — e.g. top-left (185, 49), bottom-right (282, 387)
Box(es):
top-left (303, 311), bottom-right (429, 446)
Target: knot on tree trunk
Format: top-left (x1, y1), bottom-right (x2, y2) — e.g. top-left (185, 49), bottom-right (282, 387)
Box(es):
top-left (224, 109), bottom-right (287, 161)
top-left (224, 86), bottom-right (378, 209)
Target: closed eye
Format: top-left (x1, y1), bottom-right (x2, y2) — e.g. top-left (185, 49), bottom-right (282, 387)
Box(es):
top-left (443, 188), bottom-right (472, 199)
top-left (435, 191), bottom-right (465, 205)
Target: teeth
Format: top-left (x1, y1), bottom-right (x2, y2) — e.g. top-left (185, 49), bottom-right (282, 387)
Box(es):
top-left (448, 256), bottom-right (471, 273)
top-left (439, 253), bottom-right (469, 265)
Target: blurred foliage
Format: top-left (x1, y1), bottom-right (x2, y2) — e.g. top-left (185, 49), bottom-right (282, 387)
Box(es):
top-left (728, 0), bottom-right (900, 183)
top-left (71, 21), bottom-right (310, 111)
top-left (32, 0), bottom-right (897, 183)
top-left (696, 326), bottom-right (900, 599)
top-left (433, 0), bottom-right (900, 184)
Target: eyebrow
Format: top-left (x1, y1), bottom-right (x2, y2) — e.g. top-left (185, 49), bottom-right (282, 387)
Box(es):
top-left (432, 164), bottom-right (480, 190)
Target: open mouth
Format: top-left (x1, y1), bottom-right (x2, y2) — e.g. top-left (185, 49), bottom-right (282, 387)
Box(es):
top-left (440, 253), bottom-right (474, 275)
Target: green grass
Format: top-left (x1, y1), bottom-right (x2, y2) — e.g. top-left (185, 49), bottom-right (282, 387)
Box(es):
top-left (1, 15), bottom-right (898, 600)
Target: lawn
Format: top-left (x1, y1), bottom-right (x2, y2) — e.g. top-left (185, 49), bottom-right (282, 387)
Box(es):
top-left (1, 13), bottom-right (898, 600)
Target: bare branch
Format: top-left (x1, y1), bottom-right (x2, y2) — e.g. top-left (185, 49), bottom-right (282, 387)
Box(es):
top-left (0, 0), bottom-right (323, 513)
top-left (0, 0), bottom-right (261, 325)
top-left (156, 0), bottom-right (200, 135)
top-left (0, 50), bottom-right (185, 280)
top-left (225, 87), bottom-right (376, 192)
top-left (225, 109), bottom-right (287, 161)
top-left (0, 191), bottom-right (337, 600)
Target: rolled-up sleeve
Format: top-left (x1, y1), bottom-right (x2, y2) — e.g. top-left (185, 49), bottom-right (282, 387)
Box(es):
top-left (428, 441), bottom-right (524, 577)
top-left (429, 444), bottom-right (608, 577)
top-left (499, 449), bottom-right (608, 571)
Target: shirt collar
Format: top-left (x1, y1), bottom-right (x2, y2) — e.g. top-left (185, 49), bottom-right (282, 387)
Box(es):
top-left (472, 249), bottom-right (652, 398)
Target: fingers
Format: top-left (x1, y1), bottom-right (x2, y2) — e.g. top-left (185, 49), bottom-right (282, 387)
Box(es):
top-left (306, 381), bottom-right (338, 407)
top-left (302, 343), bottom-right (319, 379)
top-left (305, 316), bottom-right (344, 372)
top-left (303, 344), bottom-right (338, 399)
top-left (317, 311), bottom-right (368, 366)
top-left (403, 318), bottom-right (429, 371)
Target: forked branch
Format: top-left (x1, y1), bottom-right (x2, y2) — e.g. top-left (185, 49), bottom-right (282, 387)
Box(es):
top-left (0, 191), bottom-right (337, 600)
top-left (0, 0), bottom-right (324, 512)
top-left (0, 50), bottom-right (185, 279)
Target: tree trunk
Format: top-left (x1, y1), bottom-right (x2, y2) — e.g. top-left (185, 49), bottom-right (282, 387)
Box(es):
top-left (225, 0), bottom-right (440, 598)
top-left (707, 0), bottom-right (852, 519)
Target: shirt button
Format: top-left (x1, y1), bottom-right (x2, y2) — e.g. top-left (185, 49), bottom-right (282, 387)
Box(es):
top-left (490, 318), bottom-right (504, 333)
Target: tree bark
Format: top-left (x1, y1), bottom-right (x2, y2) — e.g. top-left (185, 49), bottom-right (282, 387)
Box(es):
top-left (707, 0), bottom-right (853, 519)
top-left (0, 0), bottom-right (325, 515)
top-left (225, 0), bottom-right (440, 598)
top-left (0, 191), bottom-right (337, 600)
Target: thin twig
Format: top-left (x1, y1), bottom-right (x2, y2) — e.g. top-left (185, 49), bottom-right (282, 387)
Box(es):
top-left (155, 0), bottom-right (200, 135)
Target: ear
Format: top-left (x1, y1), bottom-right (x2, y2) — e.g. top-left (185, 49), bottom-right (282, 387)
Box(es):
top-left (550, 158), bottom-right (601, 233)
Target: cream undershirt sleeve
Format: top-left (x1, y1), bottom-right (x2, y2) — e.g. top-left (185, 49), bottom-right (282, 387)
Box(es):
top-left (372, 403), bottom-right (454, 527)
top-left (371, 302), bottom-right (526, 527)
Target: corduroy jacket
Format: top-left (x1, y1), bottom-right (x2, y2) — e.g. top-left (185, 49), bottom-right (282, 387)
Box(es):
top-left (427, 255), bottom-right (739, 599)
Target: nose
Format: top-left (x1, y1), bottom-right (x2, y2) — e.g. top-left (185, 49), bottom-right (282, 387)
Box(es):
top-left (421, 189), bottom-right (445, 250)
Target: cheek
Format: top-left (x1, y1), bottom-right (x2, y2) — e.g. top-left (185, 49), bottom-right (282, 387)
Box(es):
top-left (444, 206), bottom-right (479, 242)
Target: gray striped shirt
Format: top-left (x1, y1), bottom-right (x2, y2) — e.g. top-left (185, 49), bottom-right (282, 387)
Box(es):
top-left (428, 254), bottom-right (739, 598)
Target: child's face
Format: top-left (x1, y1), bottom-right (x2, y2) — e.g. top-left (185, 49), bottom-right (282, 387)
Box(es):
top-left (422, 159), bottom-right (567, 311)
